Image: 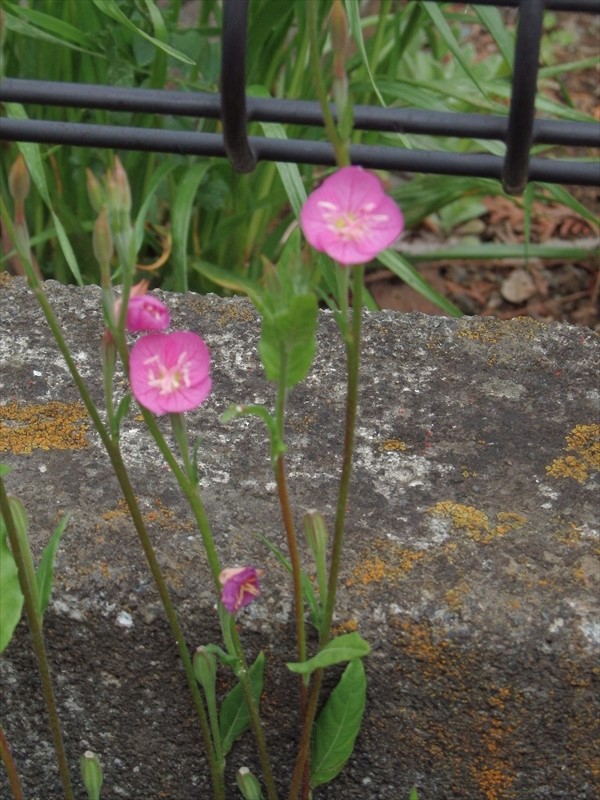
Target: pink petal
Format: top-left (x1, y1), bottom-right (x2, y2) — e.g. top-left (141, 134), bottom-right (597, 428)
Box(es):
top-left (129, 331), bottom-right (212, 415)
top-left (300, 166), bottom-right (403, 266)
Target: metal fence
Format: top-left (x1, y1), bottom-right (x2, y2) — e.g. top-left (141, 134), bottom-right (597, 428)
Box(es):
top-left (1, 0), bottom-right (599, 195)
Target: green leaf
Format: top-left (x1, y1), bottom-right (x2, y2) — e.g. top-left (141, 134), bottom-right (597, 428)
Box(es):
top-left (474, 4), bottom-right (514, 69)
top-left (421, 2), bottom-right (489, 101)
top-left (377, 249), bottom-right (462, 317)
top-left (255, 532), bottom-right (322, 629)
top-left (0, 464), bottom-right (12, 478)
top-left (112, 393), bottom-right (132, 439)
top-left (219, 651), bottom-right (265, 756)
top-left (344, 0), bottom-right (386, 109)
top-left (311, 658), bottom-right (367, 787)
top-left (35, 514), bottom-right (70, 618)
top-left (0, 514), bottom-right (24, 654)
top-left (287, 632), bottom-right (371, 675)
top-left (170, 162), bottom-right (214, 292)
top-left (133, 160), bottom-right (178, 254)
top-left (259, 293), bottom-right (318, 389)
top-left (91, 0), bottom-right (195, 65)
top-left (189, 258), bottom-right (263, 305)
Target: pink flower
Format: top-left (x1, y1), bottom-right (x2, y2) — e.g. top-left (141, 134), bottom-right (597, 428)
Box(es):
top-left (300, 166), bottom-right (403, 265)
top-left (126, 294), bottom-right (171, 332)
top-left (129, 331), bottom-right (211, 415)
top-left (219, 566), bottom-right (263, 614)
top-left (113, 280), bottom-right (171, 332)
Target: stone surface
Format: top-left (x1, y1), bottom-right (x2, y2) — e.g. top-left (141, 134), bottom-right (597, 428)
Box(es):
top-left (0, 275), bottom-right (599, 800)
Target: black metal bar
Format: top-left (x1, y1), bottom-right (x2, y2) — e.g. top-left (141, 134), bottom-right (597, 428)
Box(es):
top-left (466, 0), bottom-right (598, 8)
top-left (1, 78), bottom-right (598, 148)
top-left (1, 117), bottom-right (598, 187)
top-left (220, 0), bottom-right (255, 172)
top-left (502, 0), bottom-right (546, 194)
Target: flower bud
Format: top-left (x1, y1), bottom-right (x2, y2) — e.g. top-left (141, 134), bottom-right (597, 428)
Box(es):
top-left (193, 646), bottom-right (217, 697)
top-left (92, 208), bottom-right (114, 268)
top-left (111, 155), bottom-right (131, 215)
top-left (330, 0), bottom-right (349, 81)
top-left (86, 168), bottom-right (105, 213)
top-left (236, 766), bottom-right (263, 800)
top-left (80, 750), bottom-right (103, 800)
top-left (8, 154), bottom-right (30, 206)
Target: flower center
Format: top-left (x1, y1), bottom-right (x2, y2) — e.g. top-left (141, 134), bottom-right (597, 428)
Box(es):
top-left (318, 200), bottom-right (388, 243)
top-left (144, 351), bottom-right (191, 395)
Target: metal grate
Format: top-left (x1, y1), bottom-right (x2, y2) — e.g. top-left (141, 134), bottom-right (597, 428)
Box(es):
top-left (1, 0), bottom-right (598, 195)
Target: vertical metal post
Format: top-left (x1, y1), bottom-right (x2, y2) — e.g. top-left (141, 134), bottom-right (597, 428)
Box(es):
top-left (220, 0), bottom-right (256, 172)
top-left (502, 0), bottom-right (545, 194)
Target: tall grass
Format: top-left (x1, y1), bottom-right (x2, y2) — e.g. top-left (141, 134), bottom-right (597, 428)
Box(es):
top-left (1, 0), bottom-right (597, 308)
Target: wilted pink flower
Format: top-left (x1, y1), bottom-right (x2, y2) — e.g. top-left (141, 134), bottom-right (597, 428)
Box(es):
top-left (219, 566), bottom-right (263, 614)
top-left (129, 331), bottom-right (211, 415)
top-left (126, 294), bottom-right (170, 332)
top-left (300, 165), bottom-right (403, 265)
top-left (114, 280), bottom-right (170, 332)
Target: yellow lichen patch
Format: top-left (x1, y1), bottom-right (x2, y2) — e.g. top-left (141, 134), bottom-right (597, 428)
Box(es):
top-left (458, 316), bottom-right (543, 347)
top-left (546, 424), bottom-right (600, 483)
top-left (346, 539), bottom-right (425, 588)
top-left (473, 687), bottom-right (515, 800)
top-left (445, 578), bottom-right (470, 612)
top-left (494, 512), bottom-right (527, 536)
top-left (102, 497), bottom-right (193, 532)
top-left (332, 618), bottom-right (358, 636)
top-left (0, 401), bottom-right (89, 453)
top-left (377, 438), bottom-right (407, 452)
top-left (428, 501), bottom-right (490, 541)
top-left (348, 555), bottom-right (387, 586)
top-left (428, 502), bottom-right (527, 543)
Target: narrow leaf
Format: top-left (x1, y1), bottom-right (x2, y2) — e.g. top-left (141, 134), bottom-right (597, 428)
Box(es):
top-left (377, 249), bottom-right (462, 317)
top-left (36, 514), bottom-right (70, 618)
top-left (421, 2), bottom-right (489, 101)
top-left (91, 0), bottom-right (195, 64)
top-left (287, 632), bottom-right (370, 675)
top-left (171, 162), bottom-right (213, 292)
top-left (311, 658), bottom-right (367, 787)
top-left (219, 651), bottom-right (265, 756)
top-left (0, 515), bottom-right (24, 654)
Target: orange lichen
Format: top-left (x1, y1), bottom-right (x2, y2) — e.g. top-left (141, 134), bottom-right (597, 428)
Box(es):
top-left (102, 497), bottom-right (192, 532)
top-left (0, 401), bottom-right (89, 453)
top-left (332, 619), bottom-right (358, 635)
top-left (378, 438), bottom-right (407, 452)
top-left (428, 502), bottom-right (526, 543)
top-left (346, 539), bottom-right (425, 588)
top-left (546, 423), bottom-right (600, 483)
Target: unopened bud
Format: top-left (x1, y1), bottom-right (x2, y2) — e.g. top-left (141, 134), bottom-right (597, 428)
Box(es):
top-left (80, 750), bottom-right (103, 800)
top-left (92, 208), bottom-right (114, 268)
top-left (236, 766), bottom-right (263, 800)
top-left (330, 0), bottom-right (349, 80)
top-left (193, 646), bottom-right (217, 697)
top-left (86, 169), bottom-right (105, 213)
top-left (111, 155), bottom-right (131, 214)
top-left (8, 154), bottom-right (30, 205)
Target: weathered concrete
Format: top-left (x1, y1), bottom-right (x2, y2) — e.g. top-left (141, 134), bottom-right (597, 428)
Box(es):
top-left (0, 274), bottom-right (598, 800)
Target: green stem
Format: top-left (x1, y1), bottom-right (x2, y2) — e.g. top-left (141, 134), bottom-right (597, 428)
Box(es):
top-left (230, 625), bottom-right (279, 800)
top-left (288, 266), bottom-right (365, 800)
top-left (155, 412), bottom-right (279, 799)
top-left (0, 724), bottom-right (24, 800)
top-left (0, 481), bottom-right (75, 800)
top-left (321, 265), bottom-right (363, 638)
top-left (0, 204), bottom-right (225, 800)
top-left (307, 1), bottom-right (350, 168)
